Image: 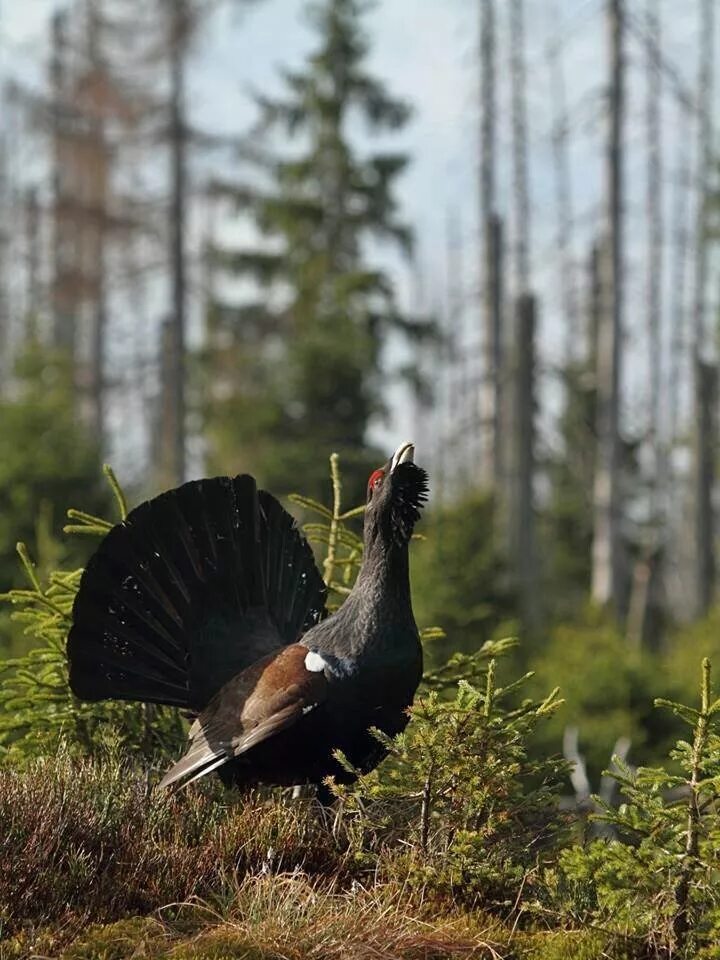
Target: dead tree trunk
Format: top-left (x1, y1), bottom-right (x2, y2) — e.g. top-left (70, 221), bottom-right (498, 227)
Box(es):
top-left (478, 0), bottom-right (501, 491)
top-left (0, 139), bottom-right (8, 392)
top-left (587, 240), bottom-right (602, 374)
top-left (50, 10), bottom-right (78, 367)
top-left (485, 214), bottom-right (504, 494)
top-left (667, 104), bottom-right (691, 477)
top-left (547, 5), bottom-right (576, 365)
top-left (591, 0), bottom-right (625, 614)
top-left (24, 189), bottom-right (41, 340)
top-left (512, 294), bottom-right (537, 629)
top-left (645, 0), bottom-right (663, 523)
top-left (507, 0), bottom-right (537, 624)
top-left (626, 0), bottom-right (665, 649)
top-left (86, 0), bottom-right (109, 442)
top-left (691, 0), bottom-right (716, 617)
top-left (445, 209), bottom-right (468, 493)
top-left (510, 0), bottom-right (530, 294)
top-left (155, 317), bottom-right (175, 474)
top-left (160, 0), bottom-right (189, 487)
top-left (583, 238), bottom-right (603, 519)
top-left (694, 359), bottom-right (717, 615)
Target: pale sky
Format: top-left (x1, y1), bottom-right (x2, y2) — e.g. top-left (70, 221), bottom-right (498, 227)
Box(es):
top-left (0, 1), bottom-right (715, 484)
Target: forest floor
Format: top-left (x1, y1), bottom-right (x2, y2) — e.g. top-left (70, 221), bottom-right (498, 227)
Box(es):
top-left (0, 755), bottom-right (629, 960)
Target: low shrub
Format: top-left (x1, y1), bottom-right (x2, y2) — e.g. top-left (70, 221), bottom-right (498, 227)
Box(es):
top-left (550, 659), bottom-right (720, 958)
top-left (0, 468), bottom-right (185, 763)
top-left (333, 647), bottom-right (570, 910)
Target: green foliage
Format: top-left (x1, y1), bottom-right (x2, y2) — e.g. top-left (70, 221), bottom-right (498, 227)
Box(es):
top-left (529, 610), bottom-right (678, 781)
top-left (203, 0), bottom-right (431, 502)
top-left (555, 659), bottom-right (720, 957)
top-left (0, 466), bottom-right (184, 763)
top-left (664, 607), bottom-right (720, 696)
top-left (542, 361), bottom-right (596, 615)
top-left (332, 645), bottom-right (570, 908)
top-left (0, 345), bottom-right (108, 632)
top-left (288, 452), bottom-right (364, 610)
top-left (410, 492), bottom-right (516, 672)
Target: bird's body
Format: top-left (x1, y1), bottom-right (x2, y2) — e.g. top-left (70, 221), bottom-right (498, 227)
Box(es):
top-left (67, 443), bottom-right (428, 794)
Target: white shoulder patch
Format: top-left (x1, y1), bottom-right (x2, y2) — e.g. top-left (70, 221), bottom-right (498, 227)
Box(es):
top-left (304, 650), bottom-right (327, 673)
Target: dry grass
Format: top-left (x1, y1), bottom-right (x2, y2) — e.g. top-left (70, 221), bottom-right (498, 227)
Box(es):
top-left (0, 754), bottom-right (621, 960)
top-left (0, 751), bottom-right (347, 935)
top-left (1, 871), bottom-right (617, 959)
top-left (1, 873), bottom-right (525, 959)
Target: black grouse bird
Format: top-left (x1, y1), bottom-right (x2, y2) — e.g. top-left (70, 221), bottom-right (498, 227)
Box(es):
top-left (67, 442), bottom-right (428, 794)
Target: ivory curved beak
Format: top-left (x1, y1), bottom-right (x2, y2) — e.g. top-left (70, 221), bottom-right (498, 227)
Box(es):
top-left (390, 441), bottom-right (415, 472)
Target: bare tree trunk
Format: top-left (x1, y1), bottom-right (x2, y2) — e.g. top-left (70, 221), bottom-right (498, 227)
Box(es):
top-left (509, 0), bottom-right (530, 295)
top-left (587, 240), bottom-right (602, 374)
top-left (86, 0), bottom-right (108, 442)
top-left (626, 0), bottom-right (665, 649)
top-left (667, 103), bottom-right (691, 481)
top-left (445, 209), bottom-right (466, 494)
top-left (547, 5), bottom-right (576, 365)
top-left (24, 189), bottom-right (41, 341)
top-left (155, 317), bottom-right (175, 473)
top-left (486, 214), bottom-right (504, 497)
top-left (512, 294), bottom-right (537, 629)
top-left (0, 140), bottom-right (9, 392)
top-left (478, 0), bottom-right (500, 492)
top-left (694, 359), bottom-right (717, 615)
top-left (645, 0), bottom-right (663, 524)
top-left (591, 0), bottom-right (625, 613)
top-left (90, 259), bottom-right (108, 440)
top-left (410, 252), bottom-right (428, 455)
top-left (50, 10), bottom-right (78, 367)
top-left (507, 0), bottom-right (536, 622)
top-left (691, 0), bottom-right (716, 617)
top-left (160, 0), bottom-right (189, 487)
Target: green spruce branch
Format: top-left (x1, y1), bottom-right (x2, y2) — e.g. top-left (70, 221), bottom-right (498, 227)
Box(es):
top-left (0, 467), bottom-right (183, 763)
top-left (289, 451), bottom-right (365, 608)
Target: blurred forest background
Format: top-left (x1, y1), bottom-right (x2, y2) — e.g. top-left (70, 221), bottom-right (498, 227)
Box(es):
top-left (0, 0), bottom-right (719, 790)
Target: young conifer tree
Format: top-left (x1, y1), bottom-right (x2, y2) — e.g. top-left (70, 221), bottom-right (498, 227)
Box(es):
top-left (206, 0), bottom-right (421, 502)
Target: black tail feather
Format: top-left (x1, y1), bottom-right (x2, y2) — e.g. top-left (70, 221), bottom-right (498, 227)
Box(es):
top-left (68, 475), bottom-right (326, 711)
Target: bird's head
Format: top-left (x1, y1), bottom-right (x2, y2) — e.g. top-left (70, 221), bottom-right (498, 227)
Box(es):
top-left (364, 441), bottom-right (429, 548)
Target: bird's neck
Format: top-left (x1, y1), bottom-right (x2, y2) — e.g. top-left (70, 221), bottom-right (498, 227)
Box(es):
top-left (354, 536), bottom-right (410, 607)
top-left (335, 531), bottom-right (414, 655)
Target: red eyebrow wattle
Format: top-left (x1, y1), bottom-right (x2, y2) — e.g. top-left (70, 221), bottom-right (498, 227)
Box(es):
top-left (368, 468), bottom-right (384, 488)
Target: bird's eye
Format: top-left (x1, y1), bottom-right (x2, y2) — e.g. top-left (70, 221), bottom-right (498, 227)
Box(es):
top-left (367, 469), bottom-right (384, 496)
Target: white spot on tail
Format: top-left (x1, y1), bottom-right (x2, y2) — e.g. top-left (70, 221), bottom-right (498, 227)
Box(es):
top-left (304, 650), bottom-right (327, 673)
top-left (302, 702), bottom-right (318, 715)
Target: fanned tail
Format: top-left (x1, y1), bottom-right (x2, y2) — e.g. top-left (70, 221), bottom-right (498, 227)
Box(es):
top-left (67, 475), bottom-right (326, 711)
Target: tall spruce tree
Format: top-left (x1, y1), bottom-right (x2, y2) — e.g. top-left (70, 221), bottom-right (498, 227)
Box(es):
top-left (204, 0), bottom-right (421, 502)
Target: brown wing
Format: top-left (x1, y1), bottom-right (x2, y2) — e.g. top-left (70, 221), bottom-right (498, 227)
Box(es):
top-left (158, 644), bottom-right (326, 789)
